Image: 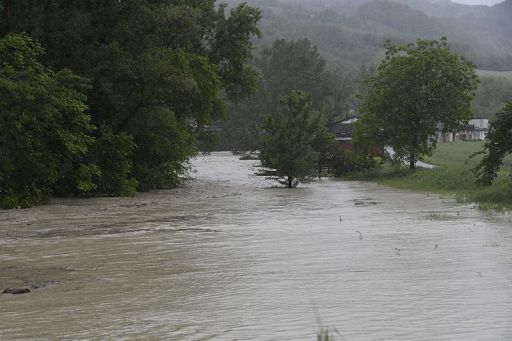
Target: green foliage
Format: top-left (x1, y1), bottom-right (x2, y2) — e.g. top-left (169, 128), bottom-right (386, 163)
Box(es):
top-left (74, 163), bottom-right (101, 195)
top-left (355, 38), bottom-right (479, 169)
top-left (348, 141), bottom-right (512, 210)
top-left (260, 91), bottom-right (334, 188)
top-left (258, 39), bottom-right (331, 114)
top-left (329, 148), bottom-right (378, 177)
top-left (474, 103), bottom-right (512, 186)
top-left (219, 38), bottom-right (351, 150)
top-left (88, 127), bottom-right (137, 197)
top-left (473, 73), bottom-right (512, 119)
top-left (0, 0), bottom-right (261, 206)
top-left (224, 0), bottom-right (512, 122)
top-left (0, 33), bottom-right (94, 208)
top-left (211, 3), bottom-right (262, 100)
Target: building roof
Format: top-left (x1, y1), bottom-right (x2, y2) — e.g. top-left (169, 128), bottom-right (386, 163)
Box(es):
top-left (462, 124), bottom-right (487, 132)
top-left (330, 122), bottom-right (353, 141)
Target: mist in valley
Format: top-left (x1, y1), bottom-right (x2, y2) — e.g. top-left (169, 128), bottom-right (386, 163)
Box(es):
top-left (218, 0), bottom-right (512, 149)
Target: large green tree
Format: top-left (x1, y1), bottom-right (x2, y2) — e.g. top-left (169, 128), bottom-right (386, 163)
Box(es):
top-left (473, 102), bottom-right (512, 186)
top-left (260, 91), bottom-right (334, 188)
top-left (0, 34), bottom-right (95, 208)
top-left (355, 38), bottom-right (478, 169)
top-left (1, 1), bottom-right (261, 195)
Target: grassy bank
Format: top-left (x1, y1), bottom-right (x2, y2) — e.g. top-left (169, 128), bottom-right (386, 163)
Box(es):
top-left (347, 142), bottom-right (512, 210)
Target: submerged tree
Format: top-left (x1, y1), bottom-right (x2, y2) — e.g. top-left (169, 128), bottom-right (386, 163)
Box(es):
top-left (473, 102), bottom-right (512, 186)
top-left (355, 38), bottom-right (478, 169)
top-left (260, 91), bottom-right (334, 188)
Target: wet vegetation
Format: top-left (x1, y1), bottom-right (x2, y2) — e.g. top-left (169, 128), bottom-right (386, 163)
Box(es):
top-left (347, 141), bottom-right (512, 211)
top-left (0, 0), bottom-right (261, 208)
top-left (474, 72), bottom-right (512, 118)
top-left (219, 0), bottom-right (512, 151)
top-left (225, 0), bottom-right (512, 71)
top-left (353, 38), bottom-right (478, 170)
top-left (1, 0), bottom-right (511, 207)
top-left (259, 91), bottom-right (333, 188)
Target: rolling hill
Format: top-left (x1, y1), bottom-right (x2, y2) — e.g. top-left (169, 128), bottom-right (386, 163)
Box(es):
top-left (226, 0), bottom-right (512, 72)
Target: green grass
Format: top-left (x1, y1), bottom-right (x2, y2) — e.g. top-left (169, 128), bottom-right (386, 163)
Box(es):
top-left (424, 141), bottom-right (484, 167)
top-left (347, 142), bottom-right (512, 211)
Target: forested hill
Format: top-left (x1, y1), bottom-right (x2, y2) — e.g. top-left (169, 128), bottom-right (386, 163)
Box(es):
top-left (225, 0), bottom-right (512, 71)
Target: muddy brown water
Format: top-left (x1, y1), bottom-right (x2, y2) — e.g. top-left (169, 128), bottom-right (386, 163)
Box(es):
top-left (1, 152), bottom-right (511, 340)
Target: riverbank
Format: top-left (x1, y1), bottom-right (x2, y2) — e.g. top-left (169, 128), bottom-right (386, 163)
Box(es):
top-left (346, 142), bottom-right (512, 211)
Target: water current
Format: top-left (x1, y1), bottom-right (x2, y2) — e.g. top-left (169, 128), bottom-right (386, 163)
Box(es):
top-left (1, 152), bottom-right (511, 340)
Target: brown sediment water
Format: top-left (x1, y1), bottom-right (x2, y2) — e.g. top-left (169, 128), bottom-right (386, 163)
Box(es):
top-left (1, 152), bottom-right (511, 340)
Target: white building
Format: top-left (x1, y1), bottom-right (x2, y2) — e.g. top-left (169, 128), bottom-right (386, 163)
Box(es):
top-left (436, 118), bottom-right (489, 143)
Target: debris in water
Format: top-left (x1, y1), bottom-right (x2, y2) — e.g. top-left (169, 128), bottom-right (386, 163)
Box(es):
top-left (119, 202), bottom-right (148, 209)
top-left (353, 199), bottom-right (379, 206)
top-left (2, 288), bottom-right (30, 295)
top-left (24, 280), bottom-right (60, 290)
top-left (394, 248), bottom-right (401, 256)
top-left (356, 231), bottom-right (363, 240)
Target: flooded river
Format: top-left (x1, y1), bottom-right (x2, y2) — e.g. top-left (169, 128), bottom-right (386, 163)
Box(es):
top-left (1, 152), bottom-right (511, 340)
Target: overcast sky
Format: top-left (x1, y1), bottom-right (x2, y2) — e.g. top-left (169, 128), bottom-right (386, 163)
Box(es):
top-left (452, 0), bottom-right (504, 5)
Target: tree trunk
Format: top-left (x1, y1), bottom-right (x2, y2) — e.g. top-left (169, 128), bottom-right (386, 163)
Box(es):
top-left (409, 153), bottom-right (415, 170)
top-left (287, 176), bottom-right (293, 188)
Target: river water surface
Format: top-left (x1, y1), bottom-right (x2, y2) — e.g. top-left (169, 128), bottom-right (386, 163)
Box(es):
top-left (1, 152), bottom-right (511, 340)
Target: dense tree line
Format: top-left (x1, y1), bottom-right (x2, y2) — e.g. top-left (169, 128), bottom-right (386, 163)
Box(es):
top-left (218, 38), bottom-right (359, 151)
top-left (0, 1), bottom-right (261, 208)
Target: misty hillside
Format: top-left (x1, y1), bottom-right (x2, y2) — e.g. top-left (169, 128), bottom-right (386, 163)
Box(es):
top-left (226, 0), bottom-right (512, 71)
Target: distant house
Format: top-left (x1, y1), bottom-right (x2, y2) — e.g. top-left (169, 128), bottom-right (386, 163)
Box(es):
top-left (330, 116), bottom-right (358, 149)
top-left (436, 118), bottom-right (489, 143)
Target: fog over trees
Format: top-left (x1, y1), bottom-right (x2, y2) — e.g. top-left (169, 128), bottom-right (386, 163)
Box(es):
top-left (224, 0), bottom-right (512, 71)
top-left (219, 0), bottom-right (512, 139)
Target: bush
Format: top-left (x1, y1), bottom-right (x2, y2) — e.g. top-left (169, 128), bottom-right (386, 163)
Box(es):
top-left (88, 127), bottom-right (138, 197)
top-left (0, 34), bottom-right (94, 208)
top-left (328, 146), bottom-right (378, 176)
